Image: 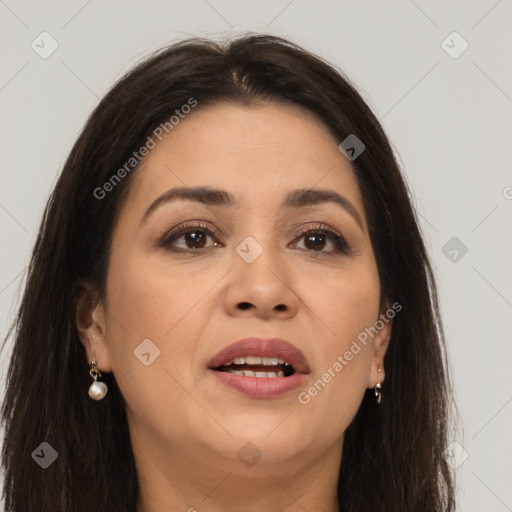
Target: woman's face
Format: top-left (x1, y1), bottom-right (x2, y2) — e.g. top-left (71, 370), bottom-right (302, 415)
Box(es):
top-left (78, 101), bottom-right (391, 477)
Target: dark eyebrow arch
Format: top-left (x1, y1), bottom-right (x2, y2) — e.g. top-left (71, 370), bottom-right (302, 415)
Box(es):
top-left (141, 186), bottom-right (364, 230)
top-left (286, 188), bottom-right (364, 230)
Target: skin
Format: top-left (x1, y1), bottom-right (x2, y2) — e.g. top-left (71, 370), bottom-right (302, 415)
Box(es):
top-left (76, 101), bottom-right (392, 512)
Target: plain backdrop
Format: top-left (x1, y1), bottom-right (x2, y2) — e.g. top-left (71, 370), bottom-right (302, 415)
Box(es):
top-left (1, 1), bottom-right (511, 510)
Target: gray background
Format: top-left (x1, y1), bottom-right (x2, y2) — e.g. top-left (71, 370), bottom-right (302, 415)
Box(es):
top-left (1, 1), bottom-right (511, 510)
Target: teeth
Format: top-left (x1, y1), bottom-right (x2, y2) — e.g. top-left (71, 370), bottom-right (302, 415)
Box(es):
top-left (224, 368), bottom-right (286, 378)
top-left (224, 356), bottom-right (290, 366)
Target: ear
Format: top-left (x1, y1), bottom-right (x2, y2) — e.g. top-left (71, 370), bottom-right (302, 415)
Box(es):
top-left (74, 281), bottom-right (113, 373)
top-left (367, 305), bottom-right (393, 389)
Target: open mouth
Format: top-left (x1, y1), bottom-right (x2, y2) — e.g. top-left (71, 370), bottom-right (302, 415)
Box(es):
top-left (207, 338), bottom-right (309, 398)
top-left (213, 356), bottom-right (295, 378)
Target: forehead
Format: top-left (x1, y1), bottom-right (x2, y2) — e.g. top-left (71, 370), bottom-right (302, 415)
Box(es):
top-left (125, 101), bottom-right (364, 218)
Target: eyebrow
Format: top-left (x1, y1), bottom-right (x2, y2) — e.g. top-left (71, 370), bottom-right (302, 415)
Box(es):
top-left (141, 186), bottom-right (364, 230)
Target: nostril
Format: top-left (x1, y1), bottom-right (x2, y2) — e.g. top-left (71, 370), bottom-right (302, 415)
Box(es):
top-left (238, 302), bottom-right (252, 310)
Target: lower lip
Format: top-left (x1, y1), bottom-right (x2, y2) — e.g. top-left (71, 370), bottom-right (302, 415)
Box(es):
top-left (208, 369), bottom-right (308, 398)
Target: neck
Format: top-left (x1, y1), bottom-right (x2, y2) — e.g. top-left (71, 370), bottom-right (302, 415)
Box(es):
top-left (132, 430), bottom-right (342, 512)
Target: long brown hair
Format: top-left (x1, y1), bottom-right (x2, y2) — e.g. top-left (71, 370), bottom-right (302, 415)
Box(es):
top-left (1, 33), bottom-right (455, 511)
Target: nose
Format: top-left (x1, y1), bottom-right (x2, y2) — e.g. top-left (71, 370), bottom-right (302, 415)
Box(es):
top-left (223, 240), bottom-right (300, 320)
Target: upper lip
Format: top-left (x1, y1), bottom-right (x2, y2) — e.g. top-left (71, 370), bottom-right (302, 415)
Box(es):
top-left (207, 337), bottom-right (311, 374)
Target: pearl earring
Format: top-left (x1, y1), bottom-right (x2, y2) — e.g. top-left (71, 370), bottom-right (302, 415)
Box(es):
top-left (88, 355), bottom-right (108, 400)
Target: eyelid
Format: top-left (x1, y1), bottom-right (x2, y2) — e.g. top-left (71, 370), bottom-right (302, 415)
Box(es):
top-left (293, 222), bottom-right (343, 239)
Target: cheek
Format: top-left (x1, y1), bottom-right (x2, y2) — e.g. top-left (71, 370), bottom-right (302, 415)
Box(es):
top-left (103, 247), bottom-right (226, 384)
top-left (310, 253), bottom-right (381, 348)
top-left (102, 251), bottom-right (219, 435)
top-left (295, 256), bottom-right (380, 428)
top-left (105, 247), bottom-right (216, 337)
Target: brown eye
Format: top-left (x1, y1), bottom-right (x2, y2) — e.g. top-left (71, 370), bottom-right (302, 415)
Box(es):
top-left (164, 228), bottom-right (217, 250)
top-left (159, 222), bottom-right (222, 252)
top-left (293, 225), bottom-right (351, 255)
top-left (303, 232), bottom-right (327, 251)
top-left (181, 230), bottom-right (208, 249)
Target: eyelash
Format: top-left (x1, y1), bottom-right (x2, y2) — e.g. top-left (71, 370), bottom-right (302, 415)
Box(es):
top-left (157, 221), bottom-right (352, 256)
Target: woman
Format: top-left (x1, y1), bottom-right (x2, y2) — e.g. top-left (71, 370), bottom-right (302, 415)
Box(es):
top-left (1, 34), bottom-right (455, 511)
